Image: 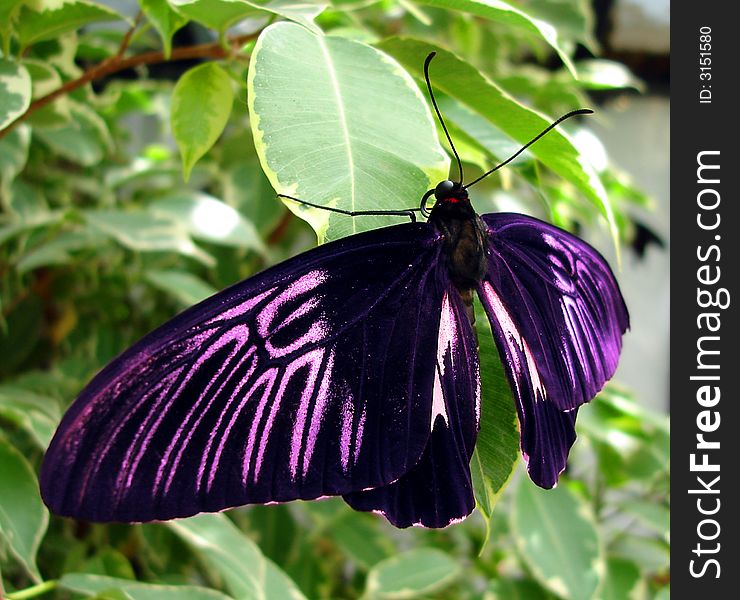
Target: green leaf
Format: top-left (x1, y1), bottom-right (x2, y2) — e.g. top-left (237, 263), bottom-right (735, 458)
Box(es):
top-left (600, 558), bottom-right (644, 600)
top-left (16, 226), bottom-right (108, 273)
top-left (16, 1), bottom-right (123, 51)
top-left (84, 209), bottom-right (215, 265)
top-left (60, 573), bottom-right (233, 600)
top-left (34, 101), bottom-right (112, 166)
top-left (249, 22), bottom-right (448, 243)
top-left (0, 0), bottom-right (26, 55)
top-left (0, 293), bottom-right (43, 376)
top-left (574, 60), bottom-right (644, 91)
top-left (415, 0), bottom-right (577, 76)
top-left (524, 0), bottom-right (597, 51)
top-left (471, 302), bottom-right (519, 540)
top-left (223, 156), bottom-right (284, 235)
top-left (325, 512), bottom-right (393, 569)
top-left (609, 536), bottom-right (669, 575)
top-left (0, 59), bottom-right (31, 131)
top-left (168, 513), bottom-right (308, 600)
top-left (145, 269), bottom-right (218, 305)
top-left (0, 436), bottom-right (49, 582)
top-left (511, 481), bottom-right (604, 600)
top-left (151, 192), bottom-right (266, 254)
top-left (654, 587), bottom-right (670, 600)
top-left (169, 0), bottom-right (260, 32)
top-left (245, 0), bottom-right (328, 34)
top-left (364, 548), bottom-right (461, 599)
top-left (486, 578), bottom-right (555, 600)
top-left (22, 59), bottom-right (72, 128)
top-left (141, 0), bottom-right (188, 58)
top-left (171, 62), bottom-right (234, 181)
top-left (0, 124), bottom-right (30, 184)
top-left (376, 39), bottom-right (619, 253)
top-left (620, 500), bottom-right (670, 543)
top-left (169, 0), bottom-right (327, 34)
top-left (0, 385), bottom-right (61, 448)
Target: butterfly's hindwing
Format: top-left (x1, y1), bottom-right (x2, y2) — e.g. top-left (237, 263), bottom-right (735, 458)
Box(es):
top-left (40, 224), bottom-right (448, 522)
top-left (344, 286), bottom-right (480, 528)
top-left (478, 213), bottom-right (629, 488)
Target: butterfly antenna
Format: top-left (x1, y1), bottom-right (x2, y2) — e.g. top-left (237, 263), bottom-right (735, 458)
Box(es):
top-left (464, 108), bottom-right (594, 189)
top-left (424, 52), bottom-right (464, 185)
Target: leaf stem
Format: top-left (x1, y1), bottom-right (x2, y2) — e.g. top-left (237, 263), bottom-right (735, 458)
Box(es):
top-left (0, 30), bottom-right (260, 140)
top-left (6, 580), bottom-right (58, 600)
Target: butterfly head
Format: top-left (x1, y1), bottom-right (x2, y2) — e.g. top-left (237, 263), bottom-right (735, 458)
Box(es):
top-left (434, 180), bottom-right (468, 202)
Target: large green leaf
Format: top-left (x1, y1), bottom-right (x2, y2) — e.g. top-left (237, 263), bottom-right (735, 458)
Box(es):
top-left (471, 302), bottom-right (519, 541)
top-left (171, 62), bottom-right (234, 181)
top-left (59, 573), bottom-right (233, 600)
top-left (249, 22), bottom-right (449, 243)
top-left (0, 59), bottom-right (31, 131)
top-left (376, 40), bottom-right (618, 252)
top-left (16, 0), bottom-right (123, 51)
top-left (363, 548), bottom-right (461, 599)
top-left (512, 481), bottom-right (604, 600)
top-left (0, 436), bottom-right (49, 582)
top-left (416, 0), bottom-right (577, 76)
top-left (167, 513), bottom-right (307, 600)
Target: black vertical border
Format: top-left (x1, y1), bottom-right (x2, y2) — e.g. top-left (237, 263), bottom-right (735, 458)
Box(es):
top-left (672, 2), bottom-right (736, 597)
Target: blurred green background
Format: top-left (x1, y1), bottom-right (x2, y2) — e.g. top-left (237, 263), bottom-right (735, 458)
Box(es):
top-left (1, 1), bottom-right (668, 599)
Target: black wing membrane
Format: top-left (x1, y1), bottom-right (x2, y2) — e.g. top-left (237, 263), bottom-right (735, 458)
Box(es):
top-left (478, 213), bottom-right (629, 488)
top-left (344, 287), bottom-right (480, 528)
top-left (41, 223), bottom-right (453, 522)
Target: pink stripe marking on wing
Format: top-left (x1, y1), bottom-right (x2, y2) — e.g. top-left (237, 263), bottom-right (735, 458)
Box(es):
top-left (302, 348), bottom-right (335, 478)
top-left (246, 347), bottom-right (325, 484)
top-left (153, 324), bottom-right (252, 497)
top-left (354, 403), bottom-right (366, 465)
top-left (205, 287), bottom-right (276, 325)
top-left (480, 281), bottom-right (546, 401)
top-left (197, 349), bottom-right (259, 493)
top-left (287, 348), bottom-right (325, 480)
top-left (339, 385), bottom-right (355, 473)
top-left (238, 368), bottom-right (280, 489)
top-left (256, 270), bottom-right (330, 358)
top-left (80, 367), bottom-right (184, 510)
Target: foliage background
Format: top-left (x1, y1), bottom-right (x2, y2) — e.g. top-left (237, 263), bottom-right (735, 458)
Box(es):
top-left (0, 1), bottom-right (669, 599)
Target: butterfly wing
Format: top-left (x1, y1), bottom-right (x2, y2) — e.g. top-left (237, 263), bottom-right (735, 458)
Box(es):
top-left (40, 223), bottom-right (449, 522)
top-left (344, 287), bottom-right (480, 528)
top-left (477, 213), bottom-right (629, 488)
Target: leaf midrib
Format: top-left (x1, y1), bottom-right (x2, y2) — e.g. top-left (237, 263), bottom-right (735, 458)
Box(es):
top-left (316, 35), bottom-right (356, 233)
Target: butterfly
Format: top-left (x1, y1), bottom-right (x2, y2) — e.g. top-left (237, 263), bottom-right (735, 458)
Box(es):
top-left (40, 53), bottom-right (628, 529)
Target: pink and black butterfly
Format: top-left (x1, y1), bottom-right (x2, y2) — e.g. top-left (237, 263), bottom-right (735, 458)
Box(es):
top-left (40, 53), bottom-right (628, 528)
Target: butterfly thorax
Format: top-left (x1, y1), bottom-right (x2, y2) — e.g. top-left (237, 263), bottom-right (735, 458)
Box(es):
top-left (427, 181), bottom-right (488, 293)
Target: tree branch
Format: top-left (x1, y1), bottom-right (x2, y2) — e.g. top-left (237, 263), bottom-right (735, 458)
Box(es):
top-left (0, 31), bottom-right (259, 140)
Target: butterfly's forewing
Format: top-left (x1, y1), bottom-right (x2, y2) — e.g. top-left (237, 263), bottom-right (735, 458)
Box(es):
top-left (40, 223), bottom-right (449, 522)
top-left (477, 213), bottom-right (629, 488)
top-left (344, 287), bottom-right (480, 528)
